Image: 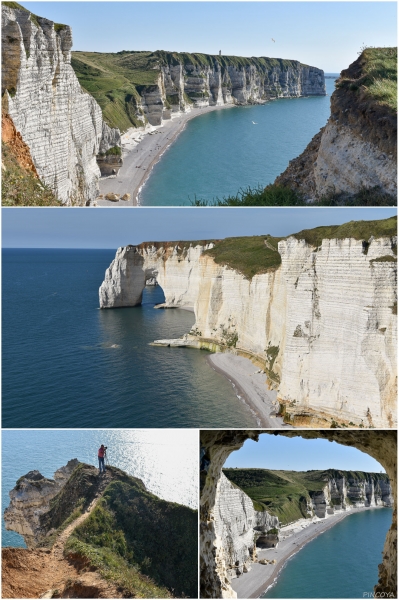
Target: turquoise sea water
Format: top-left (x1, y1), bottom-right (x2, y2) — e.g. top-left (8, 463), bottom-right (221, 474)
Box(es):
top-left (263, 508), bottom-right (392, 599)
top-left (139, 79), bottom-right (336, 205)
top-left (2, 249), bottom-right (256, 428)
top-left (2, 429), bottom-right (198, 548)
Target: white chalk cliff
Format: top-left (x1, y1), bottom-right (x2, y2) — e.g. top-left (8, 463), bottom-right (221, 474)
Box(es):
top-left (1, 4), bottom-right (121, 205)
top-left (214, 473), bottom-right (279, 579)
top-left (138, 58), bottom-right (326, 125)
top-left (4, 459), bottom-right (80, 548)
top-left (275, 50), bottom-right (397, 200)
top-left (99, 229), bottom-right (397, 428)
top-left (215, 468), bottom-right (392, 587)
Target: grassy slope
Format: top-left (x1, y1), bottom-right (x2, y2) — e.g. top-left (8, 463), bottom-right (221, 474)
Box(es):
top-left (1, 141), bottom-right (61, 206)
top-left (223, 468), bottom-right (389, 525)
top-left (204, 216), bottom-right (397, 279)
top-left (70, 50), bottom-right (309, 132)
top-left (63, 467), bottom-right (198, 598)
top-left (337, 47), bottom-right (397, 113)
top-left (191, 184), bottom-right (397, 207)
top-left (71, 52), bottom-right (159, 132)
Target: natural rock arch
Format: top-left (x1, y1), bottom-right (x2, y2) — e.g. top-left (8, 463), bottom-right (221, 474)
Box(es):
top-left (200, 430), bottom-right (397, 598)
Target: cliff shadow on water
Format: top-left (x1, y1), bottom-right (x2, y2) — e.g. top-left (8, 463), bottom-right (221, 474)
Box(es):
top-left (3, 460), bottom-right (198, 598)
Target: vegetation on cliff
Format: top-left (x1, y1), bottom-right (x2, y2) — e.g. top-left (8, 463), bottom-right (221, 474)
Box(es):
top-left (2, 141), bottom-right (61, 206)
top-left (38, 463), bottom-right (198, 598)
top-left (336, 47), bottom-right (397, 113)
top-left (2, 2), bottom-right (67, 34)
top-left (71, 49), bottom-right (314, 132)
top-left (191, 184), bottom-right (396, 206)
top-left (203, 215), bottom-right (397, 279)
top-left (223, 468), bottom-right (390, 525)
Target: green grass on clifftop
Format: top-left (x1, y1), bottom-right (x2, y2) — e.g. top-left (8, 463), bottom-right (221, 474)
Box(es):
top-left (223, 468), bottom-right (390, 525)
top-left (203, 216), bottom-right (397, 279)
top-left (70, 50), bottom-right (312, 131)
top-left (64, 467), bottom-right (198, 598)
top-left (204, 235), bottom-right (283, 279)
top-left (224, 468), bottom-right (327, 524)
top-left (337, 47), bottom-right (397, 113)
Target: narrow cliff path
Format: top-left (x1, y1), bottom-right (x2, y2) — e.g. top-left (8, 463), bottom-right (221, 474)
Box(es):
top-left (2, 471), bottom-right (122, 599)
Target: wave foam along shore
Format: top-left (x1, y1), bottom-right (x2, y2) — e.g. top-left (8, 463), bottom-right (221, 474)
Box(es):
top-left (97, 104), bottom-right (234, 207)
top-left (231, 506), bottom-right (378, 599)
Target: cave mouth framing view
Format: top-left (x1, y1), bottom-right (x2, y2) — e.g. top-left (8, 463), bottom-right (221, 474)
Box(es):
top-left (199, 430), bottom-right (397, 599)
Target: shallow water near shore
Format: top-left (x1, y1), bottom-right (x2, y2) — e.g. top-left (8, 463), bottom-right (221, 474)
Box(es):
top-left (262, 508), bottom-right (392, 598)
top-left (139, 78), bottom-right (336, 205)
top-left (2, 249), bottom-right (256, 428)
top-left (2, 429), bottom-right (198, 548)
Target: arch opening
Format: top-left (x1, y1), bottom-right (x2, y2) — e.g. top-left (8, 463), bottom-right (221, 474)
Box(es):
top-left (200, 430), bottom-right (397, 599)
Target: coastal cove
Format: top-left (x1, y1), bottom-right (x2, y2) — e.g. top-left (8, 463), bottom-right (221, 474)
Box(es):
top-left (99, 78), bottom-right (336, 206)
top-left (231, 507), bottom-right (392, 599)
top-left (2, 249), bottom-right (257, 428)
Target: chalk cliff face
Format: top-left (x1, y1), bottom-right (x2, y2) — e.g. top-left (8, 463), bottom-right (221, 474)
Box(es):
top-left (1, 5), bottom-right (121, 204)
top-left (309, 472), bottom-right (393, 517)
top-left (275, 49), bottom-right (397, 200)
top-left (4, 459), bottom-right (80, 548)
top-left (138, 56), bottom-right (326, 125)
top-left (99, 231), bottom-right (397, 428)
top-left (213, 465), bottom-right (392, 591)
top-left (214, 473), bottom-right (279, 579)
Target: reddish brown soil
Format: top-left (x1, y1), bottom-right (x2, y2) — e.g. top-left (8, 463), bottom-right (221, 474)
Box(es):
top-left (2, 473), bottom-right (123, 599)
top-left (1, 112), bottom-right (38, 176)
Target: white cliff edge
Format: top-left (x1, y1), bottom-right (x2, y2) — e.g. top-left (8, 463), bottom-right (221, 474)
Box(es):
top-left (1, 5), bottom-right (121, 205)
top-left (215, 470), bottom-right (393, 588)
top-left (99, 233), bottom-right (397, 428)
top-left (4, 459), bottom-right (80, 548)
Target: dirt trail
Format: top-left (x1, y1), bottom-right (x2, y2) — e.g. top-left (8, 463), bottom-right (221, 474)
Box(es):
top-left (2, 472), bottom-right (122, 599)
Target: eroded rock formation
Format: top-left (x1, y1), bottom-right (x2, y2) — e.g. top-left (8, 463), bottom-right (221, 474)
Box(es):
top-left (99, 227), bottom-right (397, 429)
top-left (200, 430), bottom-right (397, 599)
top-left (138, 57), bottom-right (326, 125)
top-left (1, 4), bottom-right (121, 204)
top-left (214, 473), bottom-right (279, 579)
top-left (4, 459), bottom-right (80, 548)
top-left (275, 50), bottom-right (397, 200)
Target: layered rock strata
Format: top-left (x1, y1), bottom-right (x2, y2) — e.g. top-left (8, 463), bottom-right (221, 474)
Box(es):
top-left (310, 471), bottom-right (393, 516)
top-left (275, 50), bottom-right (397, 200)
top-left (215, 467), bottom-right (392, 587)
top-left (1, 4), bottom-right (121, 204)
top-left (99, 232), bottom-right (397, 429)
top-left (138, 58), bottom-right (326, 125)
top-left (4, 459), bottom-right (80, 548)
top-left (200, 430), bottom-right (397, 599)
top-left (214, 473), bottom-right (279, 579)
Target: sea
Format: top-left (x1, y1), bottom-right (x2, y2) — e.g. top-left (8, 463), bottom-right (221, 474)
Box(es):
top-left (263, 508), bottom-right (393, 599)
top-left (139, 78), bottom-right (337, 205)
top-left (2, 249), bottom-right (256, 429)
top-left (2, 429), bottom-right (198, 548)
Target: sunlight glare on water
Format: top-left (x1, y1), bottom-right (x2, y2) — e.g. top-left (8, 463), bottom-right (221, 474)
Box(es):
top-left (2, 429), bottom-right (198, 548)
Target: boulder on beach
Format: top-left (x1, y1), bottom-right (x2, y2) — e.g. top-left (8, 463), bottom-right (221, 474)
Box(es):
top-left (105, 193), bottom-right (120, 201)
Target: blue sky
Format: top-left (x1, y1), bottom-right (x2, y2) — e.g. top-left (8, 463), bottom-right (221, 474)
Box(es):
top-left (2, 207), bottom-right (395, 248)
top-left (224, 435), bottom-right (385, 472)
top-left (21, 2), bottom-right (396, 72)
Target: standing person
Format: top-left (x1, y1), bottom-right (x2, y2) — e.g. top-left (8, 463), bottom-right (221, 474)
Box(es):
top-left (98, 444), bottom-right (107, 474)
